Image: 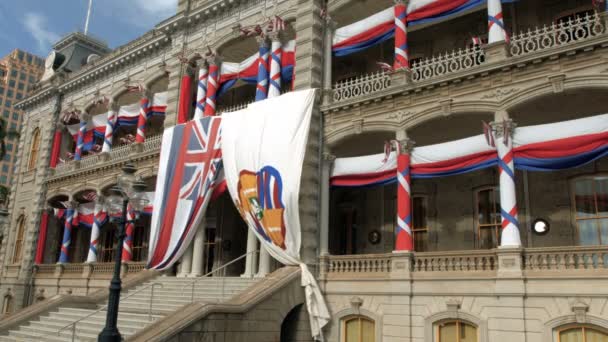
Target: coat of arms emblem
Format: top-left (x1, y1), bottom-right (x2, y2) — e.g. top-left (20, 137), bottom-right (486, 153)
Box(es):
top-left (236, 166), bottom-right (286, 250)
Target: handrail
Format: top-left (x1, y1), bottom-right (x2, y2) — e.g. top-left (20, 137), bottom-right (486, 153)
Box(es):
top-left (181, 250), bottom-right (258, 302)
top-left (57, 281), bottom-right (163, 341)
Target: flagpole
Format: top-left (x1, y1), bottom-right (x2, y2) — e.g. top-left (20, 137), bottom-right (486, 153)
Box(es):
top-left (84, 0), bottom-right (93, 35)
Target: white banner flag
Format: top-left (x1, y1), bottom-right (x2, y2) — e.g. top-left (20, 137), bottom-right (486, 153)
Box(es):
top-left (221, 89), bottom-right (330, 340)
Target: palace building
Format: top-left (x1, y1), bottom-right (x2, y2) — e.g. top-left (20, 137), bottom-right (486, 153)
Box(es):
top-left (0, 0), bottom-right (607, 341)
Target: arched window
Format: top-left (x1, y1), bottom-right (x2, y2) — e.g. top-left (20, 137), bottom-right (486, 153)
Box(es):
top-left (573, 176), bottom-right (608, 246)
top-left (558, 326), bottom-right (608, 342)
top-left (12, 215), bottom-right (26, 263)
top-left (342, 315), bottom-right (375, 342)
top-left (28, 128), bottom-right (40, 171)
top-left (2, 295), bottom-right (13, 315)
top-left (435, 320), bottom-right (478, 342)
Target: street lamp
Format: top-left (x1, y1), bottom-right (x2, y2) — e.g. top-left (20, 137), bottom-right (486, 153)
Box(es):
top-left (98, 162), bottom-right (148, 342)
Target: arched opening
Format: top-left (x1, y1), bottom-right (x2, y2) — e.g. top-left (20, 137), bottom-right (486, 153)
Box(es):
top-left (146, 75), bottom-right (169, 137)
top-left (2, 294), bottom-right (13, 315)
top-left (330, 131), bottom-right (397, 255)
top-left (280, 304), bottom-right (309, 342)
top-left (27, 127), bottom-right (40, 171)
top-left (506, 89), bottom-right (608, 248)
top-left (113, 90), bottom-right (142, 147)
top-left (44, 194), bottom-right (69, 263)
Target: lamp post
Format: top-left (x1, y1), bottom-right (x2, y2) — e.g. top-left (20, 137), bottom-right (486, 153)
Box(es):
top-left (98, 162), bottom-right (149, 342)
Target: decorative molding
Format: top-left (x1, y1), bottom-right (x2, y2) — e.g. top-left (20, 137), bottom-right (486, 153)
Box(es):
top-left (387, 110), bottom-right (414, 122)
top-left (439, 99), bottom-right (452, 116)
top-left (481, 87), bottom-right (520, 101)
top-left (352, 119), bottom-right (364, 134)
top-left (549, 74), bottom-right (566, 93)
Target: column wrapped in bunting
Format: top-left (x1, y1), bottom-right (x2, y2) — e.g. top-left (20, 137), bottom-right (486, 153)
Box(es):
top-left (268, 34), bottom-right (282, 99)
top-left (86, 198), bottom-right (104, 263)
top-left (121, 205), bottom-right (136, 262)
top-left (101, 107), bottom-right (117, 153)
top-left (34, 210), bottom-right (49, 264)
top-left (393, 0), bottom-right (409, 70)
top-left (255, 37), bottom-right (270, 101)
top-left (49, 128), bottom-right (62, 168)
top-left (177, 67), bottom-right (194, 124)
top-left (74, 116), bottom-right (88, 161)
top-left (494, 120), bottom-right (521, 247)
top-left (203, 58), bottom-right (220, 117)
top-left (135, 95), bottom-right (150, 143)
top-left (395, 139), bottom-right (414, 251)
top-left (488, 0), bottom-right (507, 44)
top-left (58, 206), bottom-right (75, 263)
top-left (194, 65), bottom-right (208, 119)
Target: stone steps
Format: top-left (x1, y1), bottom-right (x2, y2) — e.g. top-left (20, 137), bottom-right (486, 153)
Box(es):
top-left (0, 276), bottom-right (259, 342)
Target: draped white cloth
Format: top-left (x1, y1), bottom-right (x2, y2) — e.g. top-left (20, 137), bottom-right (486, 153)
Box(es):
top-left (221, 89), bottom-right (330, 341)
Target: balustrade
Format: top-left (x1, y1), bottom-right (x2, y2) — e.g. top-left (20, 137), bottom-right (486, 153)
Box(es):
top-left (332, 71), bottom-right (391, 103)
top-left (510, 12), bottom-right (605, 57)
top-left (326, 254), bottom-right (393, 275)
top-left (411, 46), bottom-right (485, 82)
top-left (412, 250), bottom-right (496, 272)
top-left (523, 246), bottom-right (608, 271)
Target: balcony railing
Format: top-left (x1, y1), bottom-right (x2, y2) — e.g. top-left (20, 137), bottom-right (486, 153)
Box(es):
top-left (51, 133), bottom-right (163, 178)
top-left (332, 71), bottom-right (391, 102)
top-left (321, 246), bottom-right (608, 279)
top-left (510, 12), bottom-right (605, 57)
top-left (327, 12), bottom-right (608, 105)
top-left (411, 46), bottom-right (485, 82)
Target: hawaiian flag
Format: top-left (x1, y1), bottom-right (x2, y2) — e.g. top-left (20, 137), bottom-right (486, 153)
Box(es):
top-left (147, 117), bottom-right (223, 270)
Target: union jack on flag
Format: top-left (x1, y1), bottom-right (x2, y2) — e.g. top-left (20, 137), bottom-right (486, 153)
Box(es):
top-left (147, 117), bottom-right (223, 270)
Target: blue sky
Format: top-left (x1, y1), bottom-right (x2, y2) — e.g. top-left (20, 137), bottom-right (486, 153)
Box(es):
top-left (0, 0), bottom-right (177, 58)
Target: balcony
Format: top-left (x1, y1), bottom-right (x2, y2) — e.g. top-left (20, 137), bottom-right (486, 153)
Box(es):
top-left (49, 134), bottom-right (163, 181)
top-left (324, 12), bottom-right (608, 109)
top-left (320, 246), bottom-right (608, 281)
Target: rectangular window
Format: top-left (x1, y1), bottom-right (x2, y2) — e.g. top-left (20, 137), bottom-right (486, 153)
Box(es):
top-left (0, 175), bottom-right (7, 183)
top-left (12, 113), bottom-right (18, 120)
top-left (10, 70), bottom-right (17, 78)
top-left (19, 73), bottom-right (25, 81)
top-left (2, 165), bottom-right (8, 173)
top-left (6, 90), bottom-right (13, 98)
top-left (8, 80), bottom-right (15, 88)
top-left (17, 51), bottom-right (24, 61)
top-left (26, 55), bottom-right (32, 64)
top-left (17, 83), bottom-right (24, 91)
top-left (3, 110), bottom-right (9, 118)
top-left (28, 76), bottom-right (36, 83)
top-left (10, 123), bottom-right (16, 130)
top-left (0, 87), bottom-right (4, 94)
top-left (476, 187), bottom-right (501, 249)
top-left (5, 100), bottom-right (11, 108)
top-left (574, 176), bottom-right (608, 246)
top-left (15, 93), bottom-right (22, 100)
top-left (412, 196), bottom-right (429, 252)
top-left (3, 154), bottom-right (10, 161)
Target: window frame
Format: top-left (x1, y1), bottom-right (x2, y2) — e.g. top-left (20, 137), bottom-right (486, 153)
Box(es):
top-left (571, 174), bottom-right (608, 246)
top-left (12, 215), bottom-right (26, 264)
top-left (474, 186), bottom-right (501, 249)
top-left (341, 315), bottom-right (376, 342)
top-left (27, 128), bottom-right (41, 171)
top-left (435, 319), bottom-right (478, 342)
top-left (412, 194), bottom-right (430, 252)
top-left (557, 325), bottom-right (608, 342)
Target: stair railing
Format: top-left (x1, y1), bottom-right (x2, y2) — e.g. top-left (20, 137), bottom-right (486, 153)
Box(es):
top-left (181, 250), bottom-right (258, 303)
top-left (57, 281), bottom-right (163, 342)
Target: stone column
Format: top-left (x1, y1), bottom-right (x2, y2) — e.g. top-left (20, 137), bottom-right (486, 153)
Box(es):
top-left (58, 201), bottom-right (76, 264)
top-left (268, 32), bottom-right (283, 99)
top-left (256, 246), bottom-right (271, 278)
top-left (241, 229), bottom-right (258, 278)
top-left (194, 60), bottom-right (208, 120)
top-left (293, 0), bottom-right (324, 269)
top-left (320, 152), bottom-right (335, 256)
top-left (204, 57), bottom-right (221, 117)
top-left (101, 102), bottom-right (118, 153)
top-left (190, 218), bottom-right (206, 277)
top-left (178, 244), bottom-right (193, 278)
top-left (177, 65), bottom-right (195, 124)
top-left (492, 111), bottom-right (521, 248)
top-left (394, 131), bottom-right (415, 252)
top-left (74, 113), bottom-right (89, 161)
top-left (135, 91), bottom-right (151, 143)
top-left (393, 0), bottom-right (409, 70)
top-left (322, 17), bottom-right (335, 94)
top-left (86, 195), bottom-right (104, 263)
